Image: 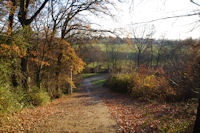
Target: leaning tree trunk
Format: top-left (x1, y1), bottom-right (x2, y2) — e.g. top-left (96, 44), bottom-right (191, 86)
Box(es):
top-left (193, 99), bottom-right (200, 132)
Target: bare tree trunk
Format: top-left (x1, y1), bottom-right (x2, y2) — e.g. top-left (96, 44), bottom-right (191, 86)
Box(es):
top-left (11, 63), bottom-right (18, 87)
top-left (36, 67), bottom-right (41, 88)
top-left (150, 44), bottom-right (153, 67)
top-left (21, 56), bottom-right (28, 89)
top-left (55, 52), bottom-right (63, 90)
top-left (156, 53), bottom-right (160, 68)
top-left (137, 50), bottom-right (141, 68)
top-left (107, 63), bottom-right (110, 72)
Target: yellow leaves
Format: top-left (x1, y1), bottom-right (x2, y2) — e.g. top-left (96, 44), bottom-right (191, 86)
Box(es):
top-left (46, 54), bottom-right (57, 61)
top-left (118, 67), bottom-right (175, 101)
top-left (60, 40), bottom-right (86, 74)
top-left (60, 40), bottom-right (70, 47)
top-left (165, 87), bottom-right (176, 96)
top-left (29, 58), bottom-right (50, 66)
top-left (5, 0), bottom-right (12, 8)
top-left (2, 0), bottom-right (17, 13)
top-left (87, 25), bottom-right (91, 30)
top-left (21, 49), bottom-right (26, 57)
top-left (0, 44), bottom-right (26, 57)
top-left (155, 66), bottom-right (165, 75)
top-left (1, 44), bottom-right (10, 49)
top-left (0, 49), bottom-right (3, 54)
top-left (30, 50), bottom-right (37, 56)
top-left (127, 38), bottom-right (134, 45)
top-left (65, 77), bottom-right (76, 88)
top-left (135, 74), bottom-right (158, 90)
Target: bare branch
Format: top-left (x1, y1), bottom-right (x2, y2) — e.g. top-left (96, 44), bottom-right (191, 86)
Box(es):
top-left (190, 0), bottom-right (200, 6)
top-left (132, 12), bottom-right (200, 25)
top-left (27, 0), bottom-right (49, 25)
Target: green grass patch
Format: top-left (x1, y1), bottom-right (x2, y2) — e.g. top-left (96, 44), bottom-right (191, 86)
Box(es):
top-left (91, 79), bottom-right (106, 87)
top-left (81, 73), bottom-right (105, 79)
top-left (87, 62), bottom-right (98, 68)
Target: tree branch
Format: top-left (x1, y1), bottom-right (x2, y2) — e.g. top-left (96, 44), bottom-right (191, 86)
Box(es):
top-left (27, 0), bottom-right (49, 25)
top-left (190, 0), bottom-right (200, 6)
top-left (132, 12), bottom-right (200, 25)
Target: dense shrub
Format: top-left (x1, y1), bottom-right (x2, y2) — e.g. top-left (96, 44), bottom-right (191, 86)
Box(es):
top-left (105, 74), bottom-right (131, 93)
top-left (129, 72), bottom-right (176, 102)
top-left (105, 69), bottom-right (178, 102)
top-left (51, 88), bottom-right (65, 99)
top-left (27, 87), bottom-right (50, 106)
top-left (0, 85), bottom-right (22, 114)
top-left (0, 85), bottom-right (51, 114)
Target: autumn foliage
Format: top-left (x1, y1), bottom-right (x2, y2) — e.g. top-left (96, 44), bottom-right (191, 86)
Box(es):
top-left (105, 66), bottom-right (191, 102)
top-left (0, 29), bottom-right (86, 117)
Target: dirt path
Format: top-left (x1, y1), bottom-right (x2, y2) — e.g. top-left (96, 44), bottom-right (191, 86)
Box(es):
top-left (31, 76), bottom-right (117, 132)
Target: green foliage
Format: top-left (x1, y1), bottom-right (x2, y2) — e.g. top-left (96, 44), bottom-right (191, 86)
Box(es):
top-left (0, 85), bottom-right (22, 114)
top-left (81, 73), bottom-right (105, 79)
top-left (105, 74), bottom-right (131, 93)
top-left (0, 84), bottom-right (51, 114)
top-left (54, 88), bottom-right (64, 99)
top-left (0, 60), bottom-right (12, 84)
top-left (47, 86), bottom-right (65, 99)
top-left (27, 87), bottom-right (50, 106)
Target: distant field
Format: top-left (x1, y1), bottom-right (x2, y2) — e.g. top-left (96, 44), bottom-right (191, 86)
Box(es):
top-left (76, 43), bottom-right (191, 71)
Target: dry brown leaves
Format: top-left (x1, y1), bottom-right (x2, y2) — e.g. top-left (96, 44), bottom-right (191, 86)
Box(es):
top-left (101, 90), bottom-right (197, 133)
top-left (0, 96), bottom-right (71, 132)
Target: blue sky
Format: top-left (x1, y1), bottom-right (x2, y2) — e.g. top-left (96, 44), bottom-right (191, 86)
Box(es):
top-left (90, 0), bottom-right (200, 40)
